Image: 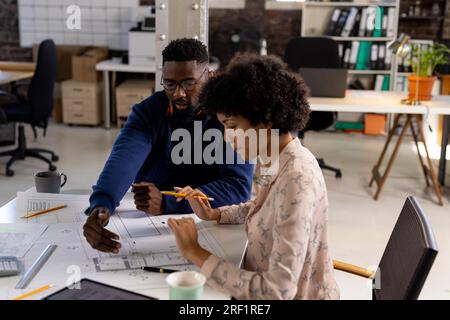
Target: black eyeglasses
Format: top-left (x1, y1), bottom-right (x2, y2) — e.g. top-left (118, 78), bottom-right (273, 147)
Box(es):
top-left (161, 68), bottom-right (208, 92)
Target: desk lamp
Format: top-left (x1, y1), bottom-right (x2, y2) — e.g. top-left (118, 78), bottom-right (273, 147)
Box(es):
top-left (388, 33), bottom-right (422, 105)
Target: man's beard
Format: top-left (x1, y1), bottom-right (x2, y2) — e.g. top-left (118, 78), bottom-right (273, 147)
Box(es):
top-left (170, 103), bottom-right (196, 129)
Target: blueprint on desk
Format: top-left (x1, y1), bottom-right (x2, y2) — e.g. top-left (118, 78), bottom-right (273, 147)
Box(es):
top-left (0, 223), bottom-right (48, 258)
top-left (84, 210), bottom-right (227, 272)
top-left (0, 193), bottom-right (228, 298)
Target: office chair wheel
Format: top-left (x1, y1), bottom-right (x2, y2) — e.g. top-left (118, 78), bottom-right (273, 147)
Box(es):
top-left (6, 169), bottom-right (14, 177)
top-left (52, 155), bottom-right (59, 162)
top-left (336, 171), bottom-right (342, 179)
top-left (49, 165), bottom-right (57, 172)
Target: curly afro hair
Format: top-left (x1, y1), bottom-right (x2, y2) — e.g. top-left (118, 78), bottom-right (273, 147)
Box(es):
top-left (162, 38), bottom-right (209, 64)
top-left (198, 54), bottom-right (311, 134)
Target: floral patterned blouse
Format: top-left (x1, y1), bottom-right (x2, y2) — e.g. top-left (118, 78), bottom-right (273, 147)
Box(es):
top-left (200, 138), bottom-right (340, 300)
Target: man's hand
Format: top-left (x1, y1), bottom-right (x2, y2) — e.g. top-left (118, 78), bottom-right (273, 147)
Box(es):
top-left (132, 182), bottom-right (164, 215)
top-left (175, 186), bottom-right (220, 222)
top-left (83, 206), bottom-right (121, 254)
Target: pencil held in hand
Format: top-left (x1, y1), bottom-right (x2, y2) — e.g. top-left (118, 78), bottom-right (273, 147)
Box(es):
top-left (161, 191), bottom-right (215, 202)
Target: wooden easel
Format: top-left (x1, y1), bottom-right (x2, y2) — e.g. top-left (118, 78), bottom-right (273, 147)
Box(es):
top-left (370, 113), bottom-right (444, 206)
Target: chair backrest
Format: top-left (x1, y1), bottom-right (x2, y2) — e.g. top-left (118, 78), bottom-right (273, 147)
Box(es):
top-left (284, 37), bottom-right (341, 71)
top-left (284, 37), bottom-right (340, 132)
top-left (27, 39), bottom-right (57, 126)
top-left (373, 196), bottom-right (438, 300)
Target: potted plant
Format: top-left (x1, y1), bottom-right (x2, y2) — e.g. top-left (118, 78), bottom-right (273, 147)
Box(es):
top-left (408, 43), bottom-right (450, 101)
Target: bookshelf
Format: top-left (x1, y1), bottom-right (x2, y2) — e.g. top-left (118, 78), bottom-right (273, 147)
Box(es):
top-left (300, 0), bottom-right (401, 91)
top-left (349, 70), bottom-right (391, 75)
top-left (399, 16), bottom-right (445, 21)
top-left (304, 1), bottom-right (397, 7)
top-left (300, 0), bottom-right (401, 133)
top-left (327, 36), bottom-right (393, 41)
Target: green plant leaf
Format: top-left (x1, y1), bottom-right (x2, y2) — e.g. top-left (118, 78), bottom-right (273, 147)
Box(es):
top-left (408, 43), bottom-right (450, 77)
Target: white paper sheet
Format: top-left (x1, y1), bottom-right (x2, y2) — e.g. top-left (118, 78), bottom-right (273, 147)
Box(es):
top-left (15, 192), bottom-right (89, 224)
top-left (82, 209), bottom-right (228, 272)
top-left (0, 224), bottom-right (48, 258)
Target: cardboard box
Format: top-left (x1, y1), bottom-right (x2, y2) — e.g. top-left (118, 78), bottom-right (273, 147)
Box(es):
top-left (72, 47), bottom-right (109, 82)
top-left (62, 98), bottom-right (101, 125)
top-left (116, 80), bottom-right (155, 123)
top-left (33, 44), bottom-right (88, 82)
top-left (62, 79), bottom-right (100, 100)
top-left (364, 114), bottom-right (386, 136)
top-left (62, 80), bottom-right (102, 125)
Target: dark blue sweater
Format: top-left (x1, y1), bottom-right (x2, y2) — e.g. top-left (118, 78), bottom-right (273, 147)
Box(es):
top-left (89, 91), bottom-right (254, 214)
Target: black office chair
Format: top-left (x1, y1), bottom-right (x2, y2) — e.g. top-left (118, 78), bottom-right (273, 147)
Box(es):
top-left (334, 196), bottom-right (438, 300)
top-left (284, 37), bottom-right (342, 178)
top-left (0, 39), bottom-right (59, 177)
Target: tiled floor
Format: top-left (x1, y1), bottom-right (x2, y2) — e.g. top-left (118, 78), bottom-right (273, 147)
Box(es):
top-left (0, 123), bottom-right (449, 300)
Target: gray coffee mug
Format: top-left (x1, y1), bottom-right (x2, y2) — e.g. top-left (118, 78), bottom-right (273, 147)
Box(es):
top-left (34, 172), bottom-right (67, 194)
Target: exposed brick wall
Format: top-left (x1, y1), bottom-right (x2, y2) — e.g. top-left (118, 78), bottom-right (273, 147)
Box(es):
top-left (0, 0), bottom-right (32, 61)
top-left (209, 0), bottom-right (301, 66)
top-left (399, 0), bottom-right (450, 40)
top-left (444, 0), bottom-right (450, 39)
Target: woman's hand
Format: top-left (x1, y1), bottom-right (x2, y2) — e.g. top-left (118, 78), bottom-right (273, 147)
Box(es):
top-left (168, 217), bottom-right (211, 268)
top-left (175, 186), bottom-right (221, 222)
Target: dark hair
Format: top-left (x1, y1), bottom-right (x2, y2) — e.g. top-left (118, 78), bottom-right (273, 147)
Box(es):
top-left (198, 54), bottom-right (311, 134)
top-left (162, 38), bottom-right (209, 65)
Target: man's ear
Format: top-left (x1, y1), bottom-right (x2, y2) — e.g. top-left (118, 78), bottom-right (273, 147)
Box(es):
top-left (208, 70), bottom-right (216, 79)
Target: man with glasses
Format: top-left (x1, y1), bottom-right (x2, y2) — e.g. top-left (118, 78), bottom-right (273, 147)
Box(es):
top-left (83, 38), bottom-right (253, 254)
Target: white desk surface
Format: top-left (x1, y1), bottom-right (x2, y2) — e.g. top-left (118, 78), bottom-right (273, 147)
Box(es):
top-left (309, 90), bottom-right (450, 115)
top-left (96, 59), bottom-right (156, 73)
top-left (0, 190), bottom-right (246, 300)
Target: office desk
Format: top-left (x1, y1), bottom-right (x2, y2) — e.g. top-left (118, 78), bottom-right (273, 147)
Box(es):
top-left (96, 60), bottom-right (156, 129)
top-left (309, 90), bottom-right (450, 185)
top-left (0, 191), bottom-right (246, 300)
top-left (0, 71), bottom-right (34, 86)
top-left (309, 90), bottom-right (450, 115)
top-left (0, 61), bottom-right (36, 72)
top-left (0, 61), bottom-right (35, 86)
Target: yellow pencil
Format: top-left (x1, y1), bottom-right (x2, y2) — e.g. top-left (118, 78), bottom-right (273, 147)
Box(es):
top-left (12, 284), bottom-right (54, 300)
top-left (21, 205), bottom-right (67, 219)
top-left (161, 191), bottom-right (214, 201)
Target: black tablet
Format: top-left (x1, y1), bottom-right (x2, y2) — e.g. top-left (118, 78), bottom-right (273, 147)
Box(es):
top-left (43, 278), bottom-right (158, 300)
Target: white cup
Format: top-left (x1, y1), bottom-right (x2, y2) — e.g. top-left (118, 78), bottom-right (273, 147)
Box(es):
top-left (166, 271), bottom-right (206, 300)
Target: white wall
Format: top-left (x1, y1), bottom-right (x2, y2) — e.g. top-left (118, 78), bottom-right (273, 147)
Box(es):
top-left (18, 0), bottom-right (144, 50)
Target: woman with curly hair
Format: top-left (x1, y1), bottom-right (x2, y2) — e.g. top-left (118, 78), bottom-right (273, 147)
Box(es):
top-left (167, 54), bottom-right (340, 300)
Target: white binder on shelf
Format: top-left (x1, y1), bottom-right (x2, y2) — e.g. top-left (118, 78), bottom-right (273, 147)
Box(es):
top-left (370, 44), bottom-right (378, 70)
top-left (386, 8), bottom-right (396, 38)
top-left (343, 46), bottom-right (351, 69)
top-left (341, 7), bottom-right (358, 37)
top-left (385, 49), bottom-right (392, 70)
top-left (358, 8), bottom-right (368, 37)
top-left (349, 41), bottom-right (360, 70)
top-left (378, 44), bottom-right (386, 70)
top-left (374, 75), bottom-right (384, 91)
top-left (326, 8), bottom-right (342, 36)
